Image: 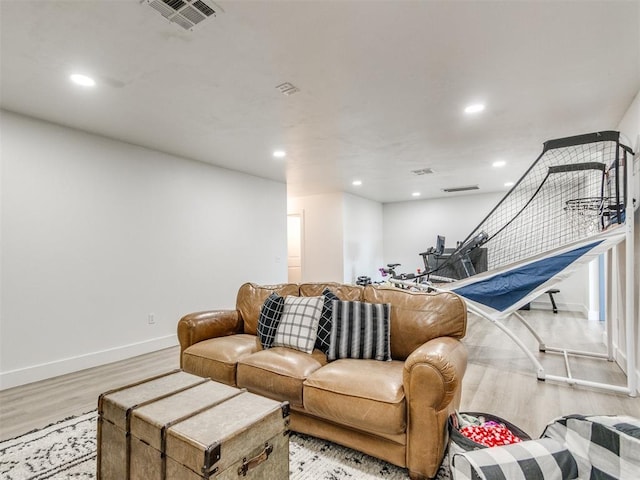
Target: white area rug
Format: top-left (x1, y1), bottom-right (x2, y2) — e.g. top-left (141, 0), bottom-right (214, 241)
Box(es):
top-left (0, 411), bottom-right (451, 479)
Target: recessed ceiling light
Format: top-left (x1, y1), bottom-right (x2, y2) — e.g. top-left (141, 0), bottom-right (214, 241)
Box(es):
top-left (412, 192), bottom-right (421, 197)
top-left (352, 180), bottom-right (362, 186)
top-left (273, 150), bottom-right (286, 158)
top-left (504, 181), bottom-right (515, 187)
top-left (492, 160), bottom-right (506, 168)
top-left (464, 103), bottom-right (485, 114)
top-left (70, 74), bottom-right (96, 87)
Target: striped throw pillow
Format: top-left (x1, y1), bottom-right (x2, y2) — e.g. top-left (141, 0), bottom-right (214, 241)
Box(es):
top-left (328, 300), bottom-right (391, 361)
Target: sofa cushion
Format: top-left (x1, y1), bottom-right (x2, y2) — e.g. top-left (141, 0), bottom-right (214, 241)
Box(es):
top-left (236, 282), bottom-right (300, 335)
top-left (237, 347), bottom-right (327, 407)
top-left (315, 288), bottom-right (340, 354)
top-left (303, 359), bottom-right (406, 436)
top-left (182, 334), bottom-right (259, 386)
top-left (272, 296), bottom-right (324, 354)
top-left (328, 300), bottom-right (391, 361)
top-left (257, 293), bottom-right (285, 349)
top-left (363, 286), bottom-right (467, 360)
top-left (299, 282), bottom-right (364, 301)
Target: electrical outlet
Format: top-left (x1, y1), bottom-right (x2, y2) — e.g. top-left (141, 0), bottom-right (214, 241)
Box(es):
top-left (148, 313), bottom-right (155, 325)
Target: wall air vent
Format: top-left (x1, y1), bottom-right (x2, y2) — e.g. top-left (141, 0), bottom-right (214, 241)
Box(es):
top-left (411, 168), bottom-right (435, 175)
top-left (443, 185), bottom-right (479, 193)
top-left (144, 0), bottom-right (222, 31)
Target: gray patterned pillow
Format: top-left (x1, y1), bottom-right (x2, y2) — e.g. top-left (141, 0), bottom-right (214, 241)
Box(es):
top-left (273, 296), bottom-right (324, 354)
top-left (328, 300), bottom-right (391, 361)
top-left (315, 288), bottom-right (340, 354)
top-left (257, 293), bottom-right (285, 349)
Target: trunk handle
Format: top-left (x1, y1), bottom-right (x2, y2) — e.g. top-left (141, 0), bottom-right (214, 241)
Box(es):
top-left (237, 443), bottom-right (273, 476)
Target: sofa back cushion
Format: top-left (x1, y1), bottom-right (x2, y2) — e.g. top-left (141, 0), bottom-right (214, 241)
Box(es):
top-left (363, 286), bottom-right (467, 360)
top-left (299, 282), bottom-right (364, 301)
top-left (236, 282), bottom-right (299, 335)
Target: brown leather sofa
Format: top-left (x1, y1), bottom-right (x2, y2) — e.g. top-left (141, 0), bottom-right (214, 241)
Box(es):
top-left (177, 282), bottom-right (468, 480)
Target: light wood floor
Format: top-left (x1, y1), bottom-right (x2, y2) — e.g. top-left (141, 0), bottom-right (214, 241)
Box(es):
top-left (0, 347), bottom-right (180, 441)
top-left (460, 309), bottom-right (640, 436)
top-left (1, 309), bottom-right (639, 441)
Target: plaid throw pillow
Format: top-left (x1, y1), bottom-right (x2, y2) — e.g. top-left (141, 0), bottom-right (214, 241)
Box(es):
top-left (328, 300), bottom-right (391, 361)
top-left (451, 438), bottom-right (578, 480)
top-left (273, 296), bottom-right (324, 354)
top-left (542, 414), bottom-right (640, 479)
top-left (257, 293), bottom-right (285, 349)
top-left (315, 288), bottom-right (340, 354)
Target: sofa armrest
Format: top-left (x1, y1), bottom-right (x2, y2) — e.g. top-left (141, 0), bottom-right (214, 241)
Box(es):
top-left (177, 310), bottom-right (243, 363)
top-left (403, 336), bottom-right (467, 411)
top-left (403, 337), bottom-right (468, 479)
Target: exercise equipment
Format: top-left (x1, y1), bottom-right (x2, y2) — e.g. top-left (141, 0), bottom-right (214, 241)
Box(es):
top-left (399, 131), bottom-right (638, 396)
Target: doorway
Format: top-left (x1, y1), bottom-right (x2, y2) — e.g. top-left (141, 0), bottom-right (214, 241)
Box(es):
top-left (287, 213), bottom-right (303, 283)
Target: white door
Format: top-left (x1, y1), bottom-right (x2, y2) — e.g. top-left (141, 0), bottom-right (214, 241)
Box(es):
top-left (287, 214), bottom-right (303, 283)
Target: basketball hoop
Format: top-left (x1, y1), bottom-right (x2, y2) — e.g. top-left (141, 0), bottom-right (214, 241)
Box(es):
top-left (565, 197), bottom-right (604, 234)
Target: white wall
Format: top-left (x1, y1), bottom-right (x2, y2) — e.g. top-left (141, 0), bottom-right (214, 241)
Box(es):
top-left (0, 111), bottom-right (288, 389)
top-left (342, 193), bottom-right (384, 283)
top-left (382, 192), bottom-right (501, 280)
top-left (287, 193), bottom-right (344, 282)
top-left (287, 192), bottom-right (384, 284)
top-left (532, 263), bottom-right (588, 313)
top-left (615, 88), bottom-right (640, 391)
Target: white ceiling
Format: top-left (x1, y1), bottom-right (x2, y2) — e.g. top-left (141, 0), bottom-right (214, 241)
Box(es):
top-left (1, 0), bottom-right (639, 203)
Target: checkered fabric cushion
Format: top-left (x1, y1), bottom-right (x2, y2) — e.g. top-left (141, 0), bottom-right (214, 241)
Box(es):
top-left (272, 295), bottom-right (324, 354)
top-left (451, 437), bottom-right (578, 480)
top-left (542, 414), bottom-right (640, 480)
top-left (327, 300), bottom-right (391, 361)
top-left (314, 288), bottom-right (340, 354)
top-left (257, 293), bottom-right (285, 349)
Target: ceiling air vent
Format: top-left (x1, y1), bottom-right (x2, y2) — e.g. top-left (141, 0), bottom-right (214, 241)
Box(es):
top-left (145, 0), bottom-right (222, 31)
top-left (276, 82), bottom-right (300, 96)
top-left (411, 168), bottom-right (435, 175)
top-left (443, 185), bottom-right (479, 193)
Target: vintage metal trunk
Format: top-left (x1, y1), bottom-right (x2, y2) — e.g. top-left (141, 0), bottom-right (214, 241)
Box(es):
top-left (97, 370), bottom-right (290, 480)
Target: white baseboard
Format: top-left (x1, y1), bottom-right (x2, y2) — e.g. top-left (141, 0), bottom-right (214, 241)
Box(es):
top-left (609, 341), bottom-right (640, 396)
top-left (0, 334), bottom-right (178, 391)
top-left (588, 309), bottom-right (602, 321)
top-left (530, 300), bottom-right (587, 316)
